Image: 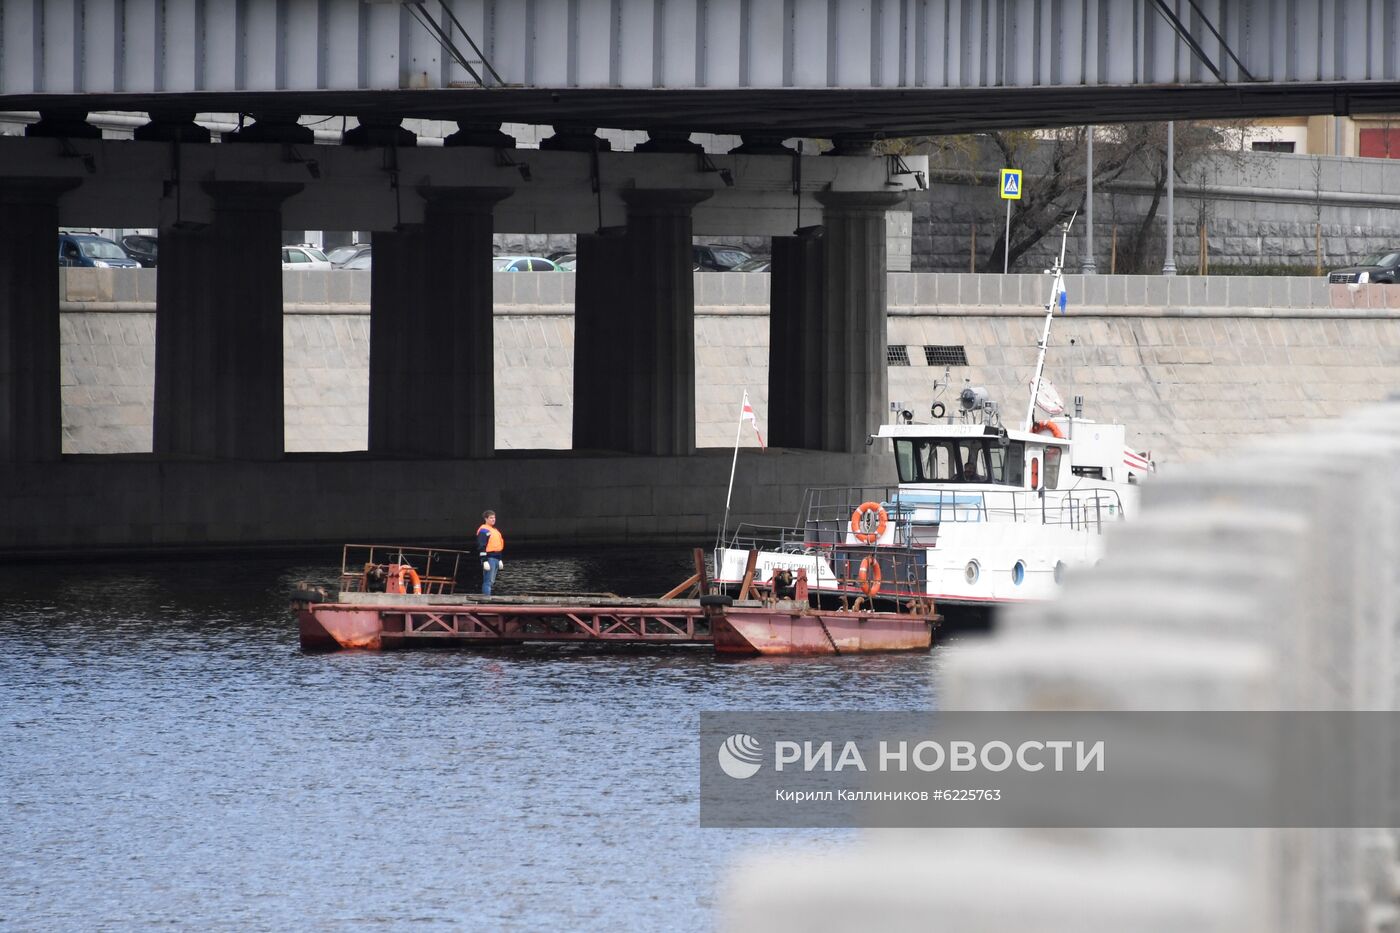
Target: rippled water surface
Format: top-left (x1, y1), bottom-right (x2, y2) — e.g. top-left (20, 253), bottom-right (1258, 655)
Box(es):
top-left (1, 550), bottom-right (946, 931)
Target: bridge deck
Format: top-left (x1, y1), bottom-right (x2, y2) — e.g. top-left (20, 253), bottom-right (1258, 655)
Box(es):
top-left (1, 0), bottom-right (1397, 136)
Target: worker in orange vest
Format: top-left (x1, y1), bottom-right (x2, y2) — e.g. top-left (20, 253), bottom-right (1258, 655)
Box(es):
top-left (477, 509), bottom-right (505, 595)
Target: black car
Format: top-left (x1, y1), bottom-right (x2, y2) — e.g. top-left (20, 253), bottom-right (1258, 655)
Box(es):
top-left (692, 244), bottom-right (752, 271)
top-left (120, 234), bottom-right (158, 268)
top-left (1328, 250), bottom-right (1400, 284)
top-left (326, 244), bottom-right (372, 269)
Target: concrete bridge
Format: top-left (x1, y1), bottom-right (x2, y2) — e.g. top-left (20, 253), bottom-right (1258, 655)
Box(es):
top-left (2, 0), bottom-right (1398, 555)
top-left (1, 0), bottom-right (1397, 135)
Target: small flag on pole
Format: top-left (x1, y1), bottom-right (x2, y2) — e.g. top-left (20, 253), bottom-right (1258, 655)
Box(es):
top-left (742, 391), bottom-right (766, 450)
top-left (1123, 448), bottom-right (1153, 473)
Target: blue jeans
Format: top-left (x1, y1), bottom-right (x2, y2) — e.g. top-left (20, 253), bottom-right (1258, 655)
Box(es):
top-left (481, 556), bottom-right (501, 595)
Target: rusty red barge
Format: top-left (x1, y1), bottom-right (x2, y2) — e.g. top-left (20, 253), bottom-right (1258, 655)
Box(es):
top-left (293, 545), bottom-right (937, 657)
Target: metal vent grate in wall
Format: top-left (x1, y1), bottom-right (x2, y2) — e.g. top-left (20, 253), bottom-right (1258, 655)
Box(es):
top-left (923, 345), bottom-right (968, 366)
top-left (887, 345), bottom-right (911, 365)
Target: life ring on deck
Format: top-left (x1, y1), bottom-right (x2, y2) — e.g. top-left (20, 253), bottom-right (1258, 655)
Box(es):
top-left (850, 501), bottom-right (889, 544)
top-left (858, 556), bottom-right (883, 597)
top-left (396, 565), bottom-right (422, 595)
top-left (1032, 420), bottom-right (1065, 439)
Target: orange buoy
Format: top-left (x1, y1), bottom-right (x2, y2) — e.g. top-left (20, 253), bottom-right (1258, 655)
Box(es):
top-left (1032, 420), bottom-right (1065, 439)
top-left (857, 556), bottom-right (883, 597)
top-left (395, 564), bottom-right (422, 595)
top-left (850, 501), bottom-right (889, 544)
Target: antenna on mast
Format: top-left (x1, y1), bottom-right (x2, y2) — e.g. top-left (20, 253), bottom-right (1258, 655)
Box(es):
top-left (1023, 212), bottom-right (1076, 432)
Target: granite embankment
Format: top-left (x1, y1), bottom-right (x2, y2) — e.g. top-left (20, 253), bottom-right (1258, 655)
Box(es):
top-left (60, 269), bottom-right (1400, 466)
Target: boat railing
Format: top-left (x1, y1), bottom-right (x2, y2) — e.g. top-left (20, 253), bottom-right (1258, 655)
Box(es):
top-left (827, 544), bottom-right (930, 600)
top-left (339, 543), bottom-right (473, 594)
top-left (726, 523), bottom-right (809, 554)
top-left (799, 485), bottom-right (1127, 542)
top-left (722, 524), bottom-right (929, 600)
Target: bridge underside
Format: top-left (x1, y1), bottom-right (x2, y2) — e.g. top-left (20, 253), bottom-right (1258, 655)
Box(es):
top-left (4, 82), bottom-right (1399, 137)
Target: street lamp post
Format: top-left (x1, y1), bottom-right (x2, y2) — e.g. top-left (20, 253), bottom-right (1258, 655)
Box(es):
top-left (1082, 125), bottom-right (1097, 274)
top-left (1162, 121), bottom-right (1177, 276)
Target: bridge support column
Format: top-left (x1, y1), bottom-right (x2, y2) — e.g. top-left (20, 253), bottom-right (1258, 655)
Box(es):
top-left (0, 178), bottom-right (79, 462)
top-left (816, 192), bottom-right (907, 453)
top-left (368, 187), bottom-right (511, 458)
top-left (616, 189), bottom-right (712, 456)
top-left (571, 233), bottom-right (630, 451)
top-left (154, 181), bottom-right (301, 460)
top-left (767, 235), bottom-right (825, 450)
top-left (368, 224), bottom-right (428, 454)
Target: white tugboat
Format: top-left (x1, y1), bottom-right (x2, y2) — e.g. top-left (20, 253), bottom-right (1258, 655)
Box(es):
top-left (716, 220), bottom-right (1152, 608)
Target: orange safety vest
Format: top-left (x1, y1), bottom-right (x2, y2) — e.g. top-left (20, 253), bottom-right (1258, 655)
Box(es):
top-left (478, 524), bottom-right (504, 553)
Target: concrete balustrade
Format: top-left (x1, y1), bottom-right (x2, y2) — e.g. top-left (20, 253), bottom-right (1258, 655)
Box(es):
top-left (60, 269), bottom-right (1353, 316)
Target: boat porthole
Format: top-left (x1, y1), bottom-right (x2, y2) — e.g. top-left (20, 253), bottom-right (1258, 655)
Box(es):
top-left (1054, 561), bottom-right (1066, 584)
top-left (1012, 561), bottom-right (1026, 585)
top-left (964, 560), bottom-right (980, 585)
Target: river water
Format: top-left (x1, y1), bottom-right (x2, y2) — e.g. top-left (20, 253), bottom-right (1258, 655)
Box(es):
top-left (0, 550), bottom-right (947, 931)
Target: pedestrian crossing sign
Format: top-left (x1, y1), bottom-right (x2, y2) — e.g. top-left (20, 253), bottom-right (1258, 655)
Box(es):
top-left (1000, 168), bottom-right (1023, 200)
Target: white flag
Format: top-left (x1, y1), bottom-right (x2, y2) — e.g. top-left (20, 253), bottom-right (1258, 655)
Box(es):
top-left (741, 391), bottom-right (766, 450)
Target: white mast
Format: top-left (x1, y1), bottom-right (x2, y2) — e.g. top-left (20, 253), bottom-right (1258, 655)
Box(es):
top-left (717, 391), bottom-right (748, 550)
top-left (1023, 213), bottom-right (1075, 431)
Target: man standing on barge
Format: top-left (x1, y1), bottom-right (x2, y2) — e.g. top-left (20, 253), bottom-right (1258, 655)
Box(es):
top-left (477, 510), bottom-right (505, 595)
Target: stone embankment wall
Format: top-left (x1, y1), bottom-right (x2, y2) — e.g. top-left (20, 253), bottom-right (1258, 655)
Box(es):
top-left (60, 270), bottom-right (1400, 469)
top-left (885, 273), bottom-right (1400, 464)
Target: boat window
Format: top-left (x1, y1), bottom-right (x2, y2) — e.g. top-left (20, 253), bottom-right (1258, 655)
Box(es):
top-left (895, 441), bottom-right (915, 483)
top-left (958, 441), bottom-right (987, 482)
top-left (990, 441), bottom-right (1025, 486)
top-left (929, 443), bottom-right (954, 480)
top-left (898, 438), bottom-right (1029, 485)
top-left (893, 440), bottom-right (958, 482)
top-left (1044, 445), bottom-right (1062, 489)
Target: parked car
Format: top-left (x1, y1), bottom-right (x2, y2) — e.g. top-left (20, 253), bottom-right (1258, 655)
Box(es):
top-left (692, 244), bottom-right (752, 271)
top-left (553, 253), bottom-right (577, 271)
top-left (492, 256), bottom-right (559, 272)
top-left (58, 232), bottom-right (141, 268)
top-left (119, 234), bottom-right (158, 268)
top-left (340, 254), bottom-right (372, 271)
top-left (1329, 250), bottom-right (1400, 284)
top-left (731, 257), bottom-right (771, 272)
top-left (326, 244), bottom-right (372, 268)
top-left (282, 245), bottom-right (332, 270)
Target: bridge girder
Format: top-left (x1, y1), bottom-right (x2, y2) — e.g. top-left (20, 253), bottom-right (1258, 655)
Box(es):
top-left (0, 0), bottom-right (1397, 136)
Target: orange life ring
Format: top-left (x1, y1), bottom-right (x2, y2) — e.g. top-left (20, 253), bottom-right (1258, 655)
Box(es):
top-left (857, 556), bottom-right (883, 597)
top-left (395, 564), bottom-right (422, 595)
top-left (1032, 420), bottom-right (1065, 439)
top-left (849, 501), bottom-right (889, 544)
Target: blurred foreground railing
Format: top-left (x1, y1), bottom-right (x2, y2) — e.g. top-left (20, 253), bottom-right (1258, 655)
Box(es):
top-left (723, 401), bottom-right (1400, 933)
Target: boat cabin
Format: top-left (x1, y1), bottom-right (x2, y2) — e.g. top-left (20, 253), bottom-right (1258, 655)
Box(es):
top-left (878, 418), bottom-right (1139, 489)
top-left (879, 424), bottom-right (1068, 491)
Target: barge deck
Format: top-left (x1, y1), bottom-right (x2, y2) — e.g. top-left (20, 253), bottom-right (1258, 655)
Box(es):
top-left (293, 545), bottom-right (937, 656)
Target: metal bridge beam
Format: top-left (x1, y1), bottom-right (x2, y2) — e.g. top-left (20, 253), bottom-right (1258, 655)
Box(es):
top-left (0, 1), bottom-right (1397, 137)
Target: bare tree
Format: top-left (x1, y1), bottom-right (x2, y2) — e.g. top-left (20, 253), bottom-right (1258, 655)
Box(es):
top-left (882, 121), bottom-right (1252, 273)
